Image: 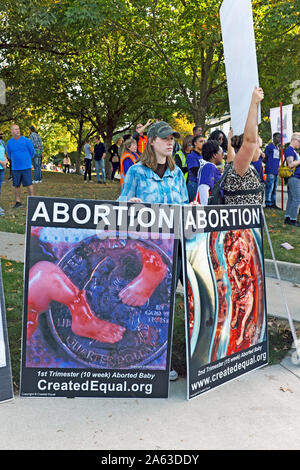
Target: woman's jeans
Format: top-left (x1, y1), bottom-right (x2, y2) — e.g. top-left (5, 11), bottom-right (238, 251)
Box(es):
top-left (95, 159), bottom-right (106, 182)
top-left (265, 174), bottom-right (278, 207)
top-left (33, 155), bottom-right (42, 181)
top-left (285, 176), bottom-right (300, 220)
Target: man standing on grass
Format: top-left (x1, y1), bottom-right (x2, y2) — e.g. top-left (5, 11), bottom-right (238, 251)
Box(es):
top-left (6, 124), bottom-right (34, 208)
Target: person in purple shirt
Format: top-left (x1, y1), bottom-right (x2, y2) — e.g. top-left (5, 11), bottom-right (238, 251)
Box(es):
top-left (6, 124), bottom-right (34, 208)
top-left (186, 134), bottom-right (205, 201)
top-left (284, 132), bottom-right (300, 227)
top-left (264, 132), bottom-right (281, 209)
top-left (196, 140), bottom-right (223, 205)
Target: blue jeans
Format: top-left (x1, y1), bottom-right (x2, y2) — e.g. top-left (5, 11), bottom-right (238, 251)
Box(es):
top-left (33, 155), bottom-right (42, 181)
top-left (285, 177), bottom-right (300, 221)
top-left (95, 159), bottom-right (106, 182)
top-left (265, 174), bottom-right (278, 206)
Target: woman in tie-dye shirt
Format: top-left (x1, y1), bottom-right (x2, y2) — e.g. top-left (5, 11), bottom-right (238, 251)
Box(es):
top-left (118, 121), bottom-right (189, 205)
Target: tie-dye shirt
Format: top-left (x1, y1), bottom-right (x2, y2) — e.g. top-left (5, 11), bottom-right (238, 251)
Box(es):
top-left (117, 162), bottom-right (189, 204)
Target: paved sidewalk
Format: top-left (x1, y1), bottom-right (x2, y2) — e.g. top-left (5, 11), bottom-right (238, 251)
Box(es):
top-left (0, 230), bottom-right (300, 450)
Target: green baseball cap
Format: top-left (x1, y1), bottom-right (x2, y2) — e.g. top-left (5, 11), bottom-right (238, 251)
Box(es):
top-left (147, 121), bottom-right (180, 139)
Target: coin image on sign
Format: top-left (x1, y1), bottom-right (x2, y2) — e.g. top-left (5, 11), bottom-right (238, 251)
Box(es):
top-left (25, 228), bottom-right (175, 370)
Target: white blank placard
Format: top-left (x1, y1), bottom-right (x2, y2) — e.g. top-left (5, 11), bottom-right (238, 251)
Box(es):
top-left (220, 0), bottom-right (261, 135)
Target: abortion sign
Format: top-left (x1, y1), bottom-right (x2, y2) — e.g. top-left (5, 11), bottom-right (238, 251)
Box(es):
top-left (20, 197), bottom-right (180, 399)
top-left (181, 205), bottom-right (268, 399)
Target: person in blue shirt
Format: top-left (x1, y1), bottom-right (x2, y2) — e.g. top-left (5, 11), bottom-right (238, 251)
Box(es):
top-left (196, 140), bottom-right (223, 205)
top-left (118, 121), bottom-right (189, 205)
top-left (6, 124), bottom-right (34, 208)
top-left (186, 134), bottom-right (205, 202)
top-left (284, 133), bottom-right (300, 227)
top-left (264, 132), bottom-right (281, 209)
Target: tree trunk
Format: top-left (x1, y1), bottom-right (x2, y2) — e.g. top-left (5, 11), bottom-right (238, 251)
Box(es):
top-left (76, 119), bottom-right (84, 175)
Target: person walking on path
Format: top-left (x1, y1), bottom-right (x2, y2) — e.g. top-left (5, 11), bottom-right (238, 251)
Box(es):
top-left (6, 124), bottom-right (34, 208)
top-left (93, 136), bottom-right (106, 184)
top-left (264, 132), bottom-right (281, 209)
top-left (83, 138), bottom-right (93, 183)
top-left (63, 154), bottom-right (71, 173)
top-left (29, 125), bottom-right (43, 184)
top-left (284, 132), bottom-right (300, 227)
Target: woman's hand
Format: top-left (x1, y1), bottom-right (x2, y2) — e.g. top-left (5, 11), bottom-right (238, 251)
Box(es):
top-left (252, 86), bottom-right (264, 105)
top-left (128, 197), bottom-right (142, 203)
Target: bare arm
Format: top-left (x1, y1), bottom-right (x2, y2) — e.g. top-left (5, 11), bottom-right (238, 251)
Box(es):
top-left (234, 87), bottom-right (264, 176)
top-left (286, 156), bottom-right (300, 169)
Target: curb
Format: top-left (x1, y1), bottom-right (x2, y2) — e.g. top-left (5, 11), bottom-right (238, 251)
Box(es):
top-left (265, 259), bottom-right (300, 284)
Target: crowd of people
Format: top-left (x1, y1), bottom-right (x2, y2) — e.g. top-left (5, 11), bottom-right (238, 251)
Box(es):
top-left (0, 87), bottom-right (300, 228)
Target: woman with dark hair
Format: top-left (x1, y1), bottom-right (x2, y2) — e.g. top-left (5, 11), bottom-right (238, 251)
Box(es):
top-left (208, 129), bottom-right (228, 153)
top-left (118, 121), bottom-right (189, 204)
top-left (196, 140), bottom-right (223, 205)
top-left (186, 134), bottom-right (206, 201)
top-left (222, 87), bottom-right (265, 205)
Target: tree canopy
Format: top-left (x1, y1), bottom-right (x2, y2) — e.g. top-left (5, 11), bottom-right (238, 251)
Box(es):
top-left (0, 0), bottom-right (299, 166)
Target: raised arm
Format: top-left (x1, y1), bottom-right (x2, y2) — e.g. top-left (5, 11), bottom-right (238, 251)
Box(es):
top-left (234, 87), bottom-right (264, 176)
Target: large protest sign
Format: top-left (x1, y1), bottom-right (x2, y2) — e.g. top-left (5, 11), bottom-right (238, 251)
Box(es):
top-left (220, 0), bottom-right (261, 135)
top-left (181, 205), bottom-right (268, 399)
top-left (270, 104), bottom-right (293, 144)
top-left (20, 197), bottom-right (179, 398)
top-left (0, 263), bottom-right (14, 403)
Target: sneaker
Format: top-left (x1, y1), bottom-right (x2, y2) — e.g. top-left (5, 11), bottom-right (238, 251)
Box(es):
top-left (284, 217), bottom-right (290, 224)
top-left (169, 369), bottom-right (178, 381)
top-left (13, 202), bottom-right (22, 209)
top-left (84, 180), bottom-right (87, 183)
top-left (32, 180), bottom-right (37, 184)
top-left (88, 180), bottom-right (93, 183)
top-left (0, 207), bottom-right (4, 216)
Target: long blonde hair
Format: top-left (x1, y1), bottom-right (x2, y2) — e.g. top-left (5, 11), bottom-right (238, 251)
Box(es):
top-left (139, 137), bottom-right (175, 171)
